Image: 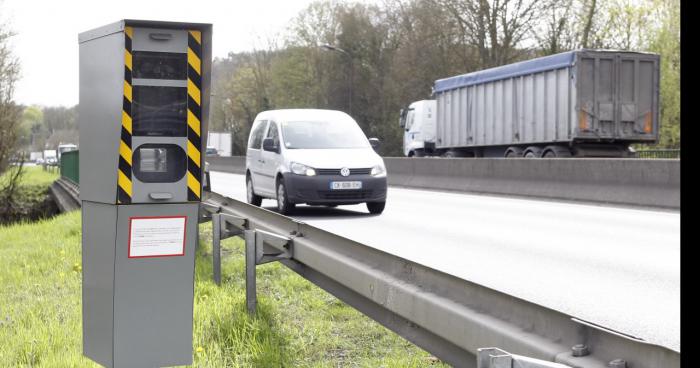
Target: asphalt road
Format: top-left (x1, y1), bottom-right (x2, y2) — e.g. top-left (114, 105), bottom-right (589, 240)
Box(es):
top-left (210, 171), bottom-right (680, 352)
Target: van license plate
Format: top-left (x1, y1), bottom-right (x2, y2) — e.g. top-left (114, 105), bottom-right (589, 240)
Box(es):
top-left (330, 181), bottom-right (362, 190)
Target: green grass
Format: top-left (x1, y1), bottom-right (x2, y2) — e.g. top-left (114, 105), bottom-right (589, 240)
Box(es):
top-left (17, 166), bottom-right (61, 187)
top-left (0, 165), bottom-right (59, 188)
top-left (0, 212), bottom-right (86, 366)
top-left (0, 211), bottom-right (447, 367)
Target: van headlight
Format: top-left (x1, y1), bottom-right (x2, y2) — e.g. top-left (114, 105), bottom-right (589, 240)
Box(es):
top-left (290, 162), bottom-right (316, 176)
top-left (371, 164), bottom-right (386, 177)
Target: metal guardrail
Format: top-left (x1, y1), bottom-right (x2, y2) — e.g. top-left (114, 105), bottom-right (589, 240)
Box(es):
top-left (634, 149), bottom-right (680, 159)
top-left (53, 176), bottom-right (679, 366)
top-left (200, 191), bottom-right (680, 368)
top-left (49, 178), bottom-right (80, 212)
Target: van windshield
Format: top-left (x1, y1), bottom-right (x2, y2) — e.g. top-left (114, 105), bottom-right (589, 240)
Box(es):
top-left (281, 120), bottom-right (369, 149)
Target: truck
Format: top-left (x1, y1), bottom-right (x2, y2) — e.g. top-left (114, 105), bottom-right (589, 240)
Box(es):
top-left (399, 49), bottom-right (660, 158)
top-left (29, 151), bottom-right (43, 162)
top-left (207, 131), bottom-right (232, 156)
top-left (57, 143), bottom-right (78, 160)
top-left (44, 150), bottom-right (58, 165)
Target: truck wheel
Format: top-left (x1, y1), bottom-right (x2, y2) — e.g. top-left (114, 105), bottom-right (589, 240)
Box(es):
top-left (276, 178), bottom-right (295, 215)
top-left (524, 146), bottom-right (543, 158)
top-left (505, 147), bottom-right (524, 158)
top-left (543, 146), bottom-right (572, 158)
top-left (367, 201), bottom-right (386, 214)
top-left (247, 175), bottom-right (262, 206)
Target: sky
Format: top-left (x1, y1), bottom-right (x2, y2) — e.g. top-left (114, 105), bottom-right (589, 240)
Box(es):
top-left (2, 0), bottom-right (323, 107)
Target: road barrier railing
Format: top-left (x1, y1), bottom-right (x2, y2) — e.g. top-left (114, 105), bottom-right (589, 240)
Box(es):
top-left (200, 190), bottom-right (680, 368)
top-left (634, 149), bottom-right (680, 159)
top-left (59, 150), bottom-right (79, 185)
top-left (51, 173), bottom-right (680, 367)
top-left (49, 178), bottom-right (80, 212)
top-left (205, 156), bottom-right (680, 209)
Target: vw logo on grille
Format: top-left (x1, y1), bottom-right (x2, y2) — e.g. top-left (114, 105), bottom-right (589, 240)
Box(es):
top-left (340, 167), bottom-right (350, 177)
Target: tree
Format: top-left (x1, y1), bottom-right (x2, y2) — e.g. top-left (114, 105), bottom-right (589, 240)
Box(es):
top-left (269, 46), bottom-right (318, 108)
top-left (535, 0), bottom-right (575, 55)
top-left (18, 105), bottom-right (42, 149)
top-left (580, 0), bottom-right (597, 48)
top-left (206, 0), bottom-right (680, 156)
top-left (42, 105), bottom-right (78, 149)
top-left (287, 1), bottom-right (343, 108)
top-left (211, 50), bottom-right (275, 155)
top-left (0, 17), bottom-right (25, 219)
top-left (647, 0), bottom-right (680, 148)
top-left (0, 21), bottom-right (21, 173)
top-left (434, 0), bottom-right (556, 67)
top-left (599, 0), bottom-right (652, 50)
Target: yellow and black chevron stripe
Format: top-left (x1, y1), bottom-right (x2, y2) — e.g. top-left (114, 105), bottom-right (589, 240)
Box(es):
top-left (187, 30), bottom-right (202, 201)
top-left (117, 26), bottom-right (133, 204)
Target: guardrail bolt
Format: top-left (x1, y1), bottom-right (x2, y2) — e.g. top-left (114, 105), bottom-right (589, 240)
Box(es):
top-left (571, 344), bottom-right (589, 357)
top-left (608, 359), bottom-right (627, 368)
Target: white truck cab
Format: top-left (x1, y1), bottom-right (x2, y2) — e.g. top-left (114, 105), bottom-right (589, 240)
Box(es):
top-left (399, 100), bottom-right (436, 157)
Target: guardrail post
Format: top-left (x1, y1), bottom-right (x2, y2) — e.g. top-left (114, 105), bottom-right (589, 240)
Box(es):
top-left (245, 230), bottom-right (257, 314)
top-left (245, 229), bottom-right (293, 315)
top-left (209, 212), bottom-right (245, 286)
top-left (212, 214), bottom-right (223, 285)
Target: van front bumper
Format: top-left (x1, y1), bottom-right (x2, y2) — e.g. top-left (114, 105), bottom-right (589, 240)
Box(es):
top-left (282, 173), bottom-right (387, 205)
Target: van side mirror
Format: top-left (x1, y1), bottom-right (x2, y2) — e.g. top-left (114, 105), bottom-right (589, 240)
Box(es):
top-left (262, 138), bottom-right (279, 153)
top-left (369, 138), bottom-right (380, 150)
top-left (399, 109), bottom-right (405, 128)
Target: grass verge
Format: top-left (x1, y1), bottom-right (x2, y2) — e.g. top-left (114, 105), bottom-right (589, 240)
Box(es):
top-left (0, 211), bottom-right (446, 367)
top-left (0, 166), bottom-right (59, 224)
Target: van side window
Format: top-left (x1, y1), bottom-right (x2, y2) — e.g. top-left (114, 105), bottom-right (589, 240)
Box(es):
top-left (248, 120), bottom-right (268, 149)
top-left (266, 122), bottom-right (279, 147)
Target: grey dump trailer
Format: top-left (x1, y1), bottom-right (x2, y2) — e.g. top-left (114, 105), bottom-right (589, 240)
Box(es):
top-left (400, 50), bottom-right (660, 157)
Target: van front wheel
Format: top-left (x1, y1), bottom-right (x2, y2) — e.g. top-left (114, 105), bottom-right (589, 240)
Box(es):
top-left (276, 178), bottom-right (295, 215)
top-left (366, 201), bottom-right (386, 214)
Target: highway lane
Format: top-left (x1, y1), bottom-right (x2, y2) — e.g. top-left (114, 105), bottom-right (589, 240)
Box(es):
top-left (210, 171), bottom-right (681, 352)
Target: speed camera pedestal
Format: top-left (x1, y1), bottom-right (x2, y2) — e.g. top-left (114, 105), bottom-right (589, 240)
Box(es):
top-left (78, 20), bottom-right (211, 368)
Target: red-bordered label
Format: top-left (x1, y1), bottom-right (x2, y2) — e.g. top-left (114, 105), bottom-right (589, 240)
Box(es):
top-left (127, 216), bottom-right (187, 258)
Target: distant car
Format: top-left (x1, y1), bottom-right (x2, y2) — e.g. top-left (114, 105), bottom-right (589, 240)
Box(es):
top-left (205, 147), bottom-right (219, 156)
top-left (36, 158), bottom-right (45, 165)
top-left (46, 157), bottom-right (58, 165)
top-left (245, 109), bottom-right (387, 215)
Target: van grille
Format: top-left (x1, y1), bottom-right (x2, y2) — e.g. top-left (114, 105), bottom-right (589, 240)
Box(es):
top-left (316, 168), bottom-right (372, 175)
top-left (318, 190), bottom-right (373, 200)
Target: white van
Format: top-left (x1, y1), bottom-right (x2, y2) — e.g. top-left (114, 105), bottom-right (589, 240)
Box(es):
top-left (245, 109), bottom-right (387, 215)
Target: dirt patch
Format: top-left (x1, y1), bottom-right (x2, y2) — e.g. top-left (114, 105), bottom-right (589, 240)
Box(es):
top-left (0, 183), bottom-right (59, 225)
